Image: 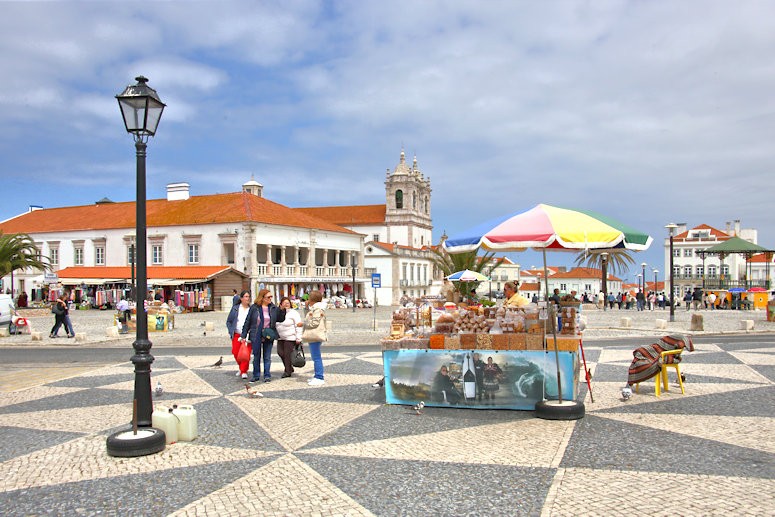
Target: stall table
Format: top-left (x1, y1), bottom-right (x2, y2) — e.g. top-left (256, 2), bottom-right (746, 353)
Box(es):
top-left (381, 333), bottom-right (580, 410)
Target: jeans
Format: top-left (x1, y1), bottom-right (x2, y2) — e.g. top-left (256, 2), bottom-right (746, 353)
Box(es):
top-left (252, 338), bottom-right (274, 380)
top-left (308, 341), bottom-right (324, 379)
top-left (64, 315), bottom-right (74, 336)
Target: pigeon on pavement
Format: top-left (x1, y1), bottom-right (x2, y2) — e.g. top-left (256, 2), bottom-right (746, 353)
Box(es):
top-left (621, 385), bottom-right (632, 401)
top-left (154, 381), bottom-right (163, 397)
top-left (412, 401), bottom-right (425, 415)
top-left (212, 356), bottom-right (223, 367)
top-left (245, 383), bottom-right (264, 398)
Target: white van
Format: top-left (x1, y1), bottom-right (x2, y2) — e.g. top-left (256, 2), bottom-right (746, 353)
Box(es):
top-left (0, 294), bottom-right (15, 329)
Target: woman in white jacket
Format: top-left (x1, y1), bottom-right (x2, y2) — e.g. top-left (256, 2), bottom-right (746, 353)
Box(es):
top-left (303, 290), bottom-right (327, 386)
top-left (275, 296), bottom-right (303, 378)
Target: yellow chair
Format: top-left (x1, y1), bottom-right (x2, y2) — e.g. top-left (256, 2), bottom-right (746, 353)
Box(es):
top-left (636, 349), bottom-right (685, 397)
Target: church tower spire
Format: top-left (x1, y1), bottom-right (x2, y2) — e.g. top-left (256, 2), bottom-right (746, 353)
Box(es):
top-left (384, 148), bottom-right (432, 248)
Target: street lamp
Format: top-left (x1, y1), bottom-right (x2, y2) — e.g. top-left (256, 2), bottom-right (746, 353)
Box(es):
top-left (666, 223), bottom-right (678, 322)
top-left (637, 273), bottom-right (642, 299)
top-left (641, 262), bottom-right (647, 293)
top-left (351, 254), bottom-right (357, 313)
top-left (107, 76), bottom-right (166, 457)
top-left (653, 268), bottom-right (659, 299)
top-left (600, 252), bottom-right (609, 311)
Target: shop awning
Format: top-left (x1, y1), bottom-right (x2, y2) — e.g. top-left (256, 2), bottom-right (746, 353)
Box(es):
top-left (151, 279), bottom-right (184, 286)
top-left (60, 278), bottom-right (127, 285)
top-left (54, 266), bottom-right (248, 287)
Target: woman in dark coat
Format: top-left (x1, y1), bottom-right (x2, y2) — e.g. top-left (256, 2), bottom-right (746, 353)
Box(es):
top-left (241, 288), bottom-right (285, 383)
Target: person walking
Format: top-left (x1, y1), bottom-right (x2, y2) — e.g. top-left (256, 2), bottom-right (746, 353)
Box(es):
top-left (692, 289), bottom-right (703, 310)
top-left (636, 290), bottom-right (645, 311)
top-left (302, 290), bottom-right (327, 386)
top-left (49, 295), bottom-right (70, 338)
top-left (241, 289), bottom-right (285, 383)
top-left (227, 290), bottom-right (252, 379)
top-left (276, 296), bottom-right (303, 378)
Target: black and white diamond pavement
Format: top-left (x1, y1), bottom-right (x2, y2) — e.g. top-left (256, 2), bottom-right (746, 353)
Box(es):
top-left (1, 343), bottom-right (773, 516)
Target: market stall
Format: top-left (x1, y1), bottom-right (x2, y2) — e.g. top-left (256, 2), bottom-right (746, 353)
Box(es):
top-left (380, 305), bottom-right (581, 410)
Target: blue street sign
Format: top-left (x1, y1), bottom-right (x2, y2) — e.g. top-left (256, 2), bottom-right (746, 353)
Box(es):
top-left (371, 273), bottom-right (381, 288)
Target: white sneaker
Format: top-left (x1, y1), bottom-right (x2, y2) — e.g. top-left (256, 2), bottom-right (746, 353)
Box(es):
top-left (235, 371), bottom-right (242, 377)
top-left (308, 378), bottom-right (325, 386)
top-left (241, 373), bottom-right (248, 379)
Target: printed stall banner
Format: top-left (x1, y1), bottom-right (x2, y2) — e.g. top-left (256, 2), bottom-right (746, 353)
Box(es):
top-left (383, 349), bottom-right (579, 410)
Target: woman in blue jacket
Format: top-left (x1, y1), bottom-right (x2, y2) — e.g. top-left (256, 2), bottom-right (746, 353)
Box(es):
top-left (241, 288), bottom-right (285, 383)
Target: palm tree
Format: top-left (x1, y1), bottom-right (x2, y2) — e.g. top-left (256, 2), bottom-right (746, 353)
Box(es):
top-left (573, 248), bottom-right (635, 275)
top-left (0, 232), bottom-right (50, 279)
top-left (430, 245), bottom-right (503, 299)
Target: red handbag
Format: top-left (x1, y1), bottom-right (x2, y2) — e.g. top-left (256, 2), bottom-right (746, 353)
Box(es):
top-left (236, 340), bottom-right (251, 363)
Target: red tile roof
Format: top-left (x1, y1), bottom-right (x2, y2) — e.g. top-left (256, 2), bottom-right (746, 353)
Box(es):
top-left (370, 241), bottom-right (430, 253)
top-left (56, 265), bottom-right (244, 281)
top-left (296, 205), bottom-right (386, 226)
top-left (0, 192), bottom-right (357, 235)
top-left (550, 267), bottom-right (621, 282)
top-left (675, 224), bottom-right (729, 241)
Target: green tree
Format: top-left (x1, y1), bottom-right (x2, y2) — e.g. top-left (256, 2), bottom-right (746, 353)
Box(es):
top-left (431, 245), bottom-right (503, 298)
top-left (0, 232), bottom-right (50, 278)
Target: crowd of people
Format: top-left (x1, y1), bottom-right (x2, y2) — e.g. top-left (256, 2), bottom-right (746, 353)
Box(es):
top-left (226, 288), bottom-right (329, 388)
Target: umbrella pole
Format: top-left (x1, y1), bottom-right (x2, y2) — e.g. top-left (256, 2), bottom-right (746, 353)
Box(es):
top-left (543, 248), bottom-right (564, 404)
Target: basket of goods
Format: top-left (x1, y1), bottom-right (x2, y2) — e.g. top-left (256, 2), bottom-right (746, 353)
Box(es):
top-left (558, 294), bottom-right (581, 308)
top-left (434, 312), bottom-right (455, 334)
top-left (452, 308), bottom-right (491, 334)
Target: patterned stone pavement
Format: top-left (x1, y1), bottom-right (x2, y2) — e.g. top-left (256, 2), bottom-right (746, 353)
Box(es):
top-left (0, 337), bottom-right (773, 516)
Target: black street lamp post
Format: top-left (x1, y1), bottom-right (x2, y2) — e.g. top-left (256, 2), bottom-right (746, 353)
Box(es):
top-left (352, 254), bottom-right (357, 313)
top-left (130, 241), bottom-right (136, 302)
top-left (641, 262), bottom-right (647, 293)
top-left (666, 223), bottom-right (678, 322)
top-left (653, 268), bottom-right (659, 301)
top-left (107, 76), bottom-right (166, 457)
top-left (600, 252), bottom-right (608, 311)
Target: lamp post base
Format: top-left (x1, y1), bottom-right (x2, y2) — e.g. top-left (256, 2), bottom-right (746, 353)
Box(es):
top-left (106, 427), bottom-right (166, 457)
top-left (535, 399), bottom-right (585, 420)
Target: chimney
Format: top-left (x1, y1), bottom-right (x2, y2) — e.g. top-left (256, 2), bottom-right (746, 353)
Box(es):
top-left (725, 221), bottom-right (731, 234)
top-left (734, 219), bottom-right (741, 236)
top-left (166, 182), bottom-right (190, 201)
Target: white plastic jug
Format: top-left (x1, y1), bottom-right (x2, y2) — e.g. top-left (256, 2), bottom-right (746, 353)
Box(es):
top-left (152, 405), bottom-right (178, 444)
top-left (172, 404), bottom-right (198, 441)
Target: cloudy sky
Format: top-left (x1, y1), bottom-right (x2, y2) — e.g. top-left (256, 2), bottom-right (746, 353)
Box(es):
top-left (2, 1), bottom-right (774, 282)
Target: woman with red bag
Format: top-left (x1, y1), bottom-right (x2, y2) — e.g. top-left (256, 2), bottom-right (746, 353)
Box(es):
top-left (226, 290), bottom-right (252, 379)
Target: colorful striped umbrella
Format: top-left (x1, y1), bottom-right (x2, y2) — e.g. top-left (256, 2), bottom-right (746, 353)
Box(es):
top-left (444, 204), bottom-right (652, 253)
top-left (446, 269), bottom-right (489, 282)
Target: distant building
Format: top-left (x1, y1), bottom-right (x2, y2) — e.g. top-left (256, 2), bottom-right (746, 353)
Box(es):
top-left (664, 220), bottom-right (772, 297)
top-left (0, 149), bottom-right (440, 308)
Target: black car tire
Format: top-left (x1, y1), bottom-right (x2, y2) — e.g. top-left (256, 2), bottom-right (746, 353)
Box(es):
top-left (106, 427), bottom-right (166, 457)
top-left (535, 399), bottom-right (585, 420)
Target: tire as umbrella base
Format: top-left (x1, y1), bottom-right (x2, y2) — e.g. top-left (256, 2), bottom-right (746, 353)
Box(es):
top-left (106, 427), bottom-right (166, 457)
top-left (535, 399), bottom-right (585, 420)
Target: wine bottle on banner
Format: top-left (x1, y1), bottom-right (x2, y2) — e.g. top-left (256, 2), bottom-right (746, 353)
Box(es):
top-left (463, 354), bottom-right (476, 400)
